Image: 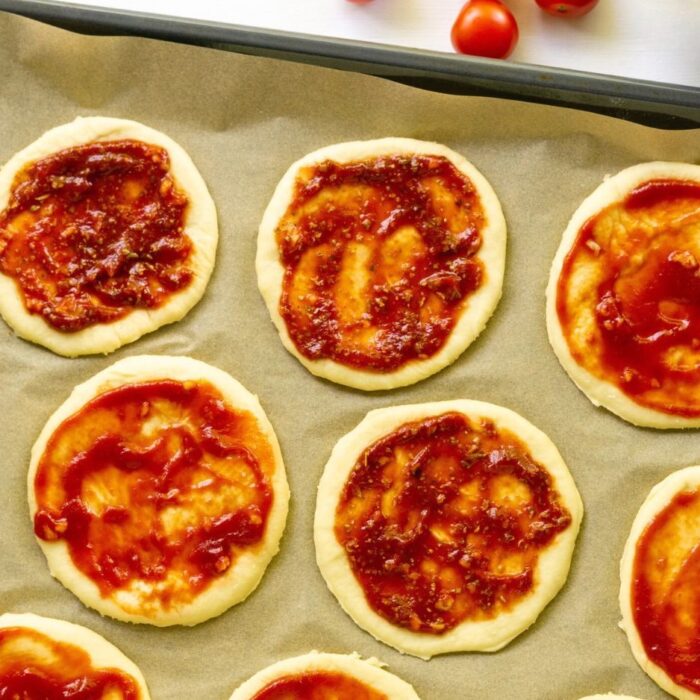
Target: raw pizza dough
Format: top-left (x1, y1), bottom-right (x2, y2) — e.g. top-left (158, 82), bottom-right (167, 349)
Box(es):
top-left (257, 138), bottom-right (506, 390)
top-left (619, 465), bottom-right (700, 700)
top-left (0, 612), bottom-right (151, 698)
top-left (28, 355), bottom-right (289, 626)
top-left (228, 651), bottom-right (420, 699)
top-left (314, 400), bottom-right (583, 658)
top-left (0, 116), bottom-right (218, 356)
top-left (546, 162), bottom-right (700, 429)
top-left (578, 696), bottom-right (646, 699)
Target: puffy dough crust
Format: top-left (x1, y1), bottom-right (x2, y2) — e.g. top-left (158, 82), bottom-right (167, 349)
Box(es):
top-left (228, 651), bottom-right (420, 699)
top-left (0, 612), bottom-right (151, 698)
top-left (545, 162), bottom-right (700, 429)
top-left (0, 116), bottom-right (218, 356)
top-left (578, 696), bottom-right (646, 699)
top-left (256, 138), bottom-right (506, 391)
top-left (619, 465), bottom-right (700, 700)
top-left (27, 355), bottom-right (289, 626)
top-left (314, 400), bottom-right (583, 658)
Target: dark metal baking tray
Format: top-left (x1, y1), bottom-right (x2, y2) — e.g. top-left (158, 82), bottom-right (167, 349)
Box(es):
top-left (1, 0), bottom-right (699, 128)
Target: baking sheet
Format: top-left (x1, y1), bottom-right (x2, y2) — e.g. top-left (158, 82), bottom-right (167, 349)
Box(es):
top-left (3, 0), bottom-right (700, 128)
top-left (0, 11), bottom-right (698, 700)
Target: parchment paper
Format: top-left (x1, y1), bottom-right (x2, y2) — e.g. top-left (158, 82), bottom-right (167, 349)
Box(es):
top-left (0, 12), bottom-right (698, 700)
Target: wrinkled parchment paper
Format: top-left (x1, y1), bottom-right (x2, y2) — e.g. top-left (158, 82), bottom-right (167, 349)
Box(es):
top-left (0, 12), bottom-right (698, 700)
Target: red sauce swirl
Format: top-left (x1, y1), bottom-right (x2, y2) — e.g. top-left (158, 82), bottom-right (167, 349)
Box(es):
top-left (632, 489), bottom-right (700, 693)
top-left (334, 412), bottom-right (571, 634)
top-left (556, 179), bottom-right (700, 416)
top-left (0, 140), bottom-right (192, 332)
top-left (277, 155), bottom-right (486, 371)
top-left (33, 380), bottom-right (274, 614)
top-left (251, 671), bottom-right (387, 700)
top-left (0, 626), bottom-right (140, 699)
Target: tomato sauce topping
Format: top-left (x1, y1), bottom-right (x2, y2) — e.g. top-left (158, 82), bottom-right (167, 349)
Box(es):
top-left (556, 179), bottom-right (700, 416)
top-left (0, 140), bottom-right (192, 332)
top-left (251, 671), bottom-right (387, 700)
top-left (334, 412), bottom-right (571, 634)
top-left (33, 380), bottom-right (274, 616)
top-left (632, 488), bottom-right (700, 693)
top-left (0, 626), bottom-right (139, 699)
top-left (277, 155), bottom-right (486, 371)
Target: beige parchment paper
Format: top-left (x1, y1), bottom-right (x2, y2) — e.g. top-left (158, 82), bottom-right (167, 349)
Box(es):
top-left (0, 11), bottom-right (698, 700)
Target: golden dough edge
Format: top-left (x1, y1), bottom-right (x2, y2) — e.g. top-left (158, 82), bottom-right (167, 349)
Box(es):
top-left (256, 137), bottom-right (506, 391)
top-left (0, 612), bottom-right (152, 698)
top-left (618, 465), bottom-right (700, 700)
top-left (227, 651), bottom-right (421, 699)
top-left (0, 116), bottom-right (218, 357)
top-left (544, 161), bottom-right (700, 429)
top-left (314, 399), bottom-right (583, 658)
top-left (27, 355), bottom-right (289, 626)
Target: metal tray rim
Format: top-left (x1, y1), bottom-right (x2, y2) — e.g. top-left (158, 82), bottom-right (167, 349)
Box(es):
top-left (1, 0), bottom-right (699, 120)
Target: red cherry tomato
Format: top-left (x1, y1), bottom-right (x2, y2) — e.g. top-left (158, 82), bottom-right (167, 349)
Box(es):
top-left (535, 0), bottom-right (599, 17)
top-left (346, 0), bottom-right (373, 3)
top-left (451, 0), bottom-right (519, 60)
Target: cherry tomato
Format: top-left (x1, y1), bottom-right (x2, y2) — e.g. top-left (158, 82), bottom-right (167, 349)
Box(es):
top-left (346, 0), bottom-right (373, 3)
top-left (535, 0), bottom-right (599, 17)
top-left (451, 0), bottom-right (519, 60)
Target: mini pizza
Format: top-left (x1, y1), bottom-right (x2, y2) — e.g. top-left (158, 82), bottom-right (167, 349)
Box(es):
top-left (578, 696), bottom-right (645, 700)
top-left (0, 612), bottom-right (150, 698)
top-left (257, 138), bottom-right (506, 390)
top-left (228, 652), bottom-right (420, 700)
top-left (314, 400), bottom-right (583, 658)
top-left (28, 355), bottom-right (289, 626)
top-left (619, 465), bottom-right (700, 699)
top-left (0, 116), bottom-right (218, 356)
top-left (546, 162), bottom-right (700, 428)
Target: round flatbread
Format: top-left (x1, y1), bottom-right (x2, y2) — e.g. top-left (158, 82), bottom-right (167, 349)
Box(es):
top-left (0, 116), bottom-right (218, 356)
top-left (257, 138), bottom-right (506, 390)
top-left (619, 465), bottom-right (700, 699)
top-left (0, 612), bottom-right (150, 698)
top-left (314, 400), bottom-right (583, 658)
top-left (28, 355), bottom-right (289, 626)
top-left (578, 696), bottom-right (645, 700)
top-left (546, 162), bottom-right (700, 428)
top-left (228, 651), bottom-right (420, 700)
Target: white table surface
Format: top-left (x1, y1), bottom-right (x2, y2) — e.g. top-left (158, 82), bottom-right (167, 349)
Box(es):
top-left (60, 0), bottom-right (700, 88)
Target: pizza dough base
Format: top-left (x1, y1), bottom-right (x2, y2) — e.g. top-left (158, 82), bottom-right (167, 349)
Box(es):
top-left (228, 651), bottom-right (420, 699)
top-left (545, 161), bottom-right (700, 429)
top-left (0, 116), bottom-right (218, 357)
top-left (314, 400), bottom-right (583, 658)
top-left (0, 612), bottom-right (151, 698)
top-left (257, 138), bottom-right (507, 391)
top-left (578, 695), bottom-right (645, 699)
top-left (27, 355), bottom-right (289, 626)
top-left (619, 465), bottom-right (700, 700)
